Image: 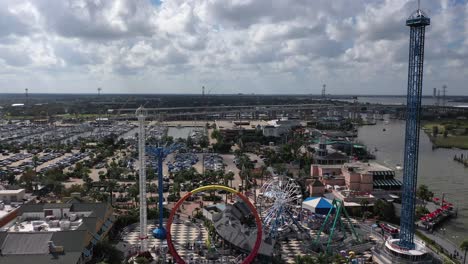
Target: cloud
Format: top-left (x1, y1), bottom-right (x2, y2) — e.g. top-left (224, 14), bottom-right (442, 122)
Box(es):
top-left (0, 0), bottom-right (466, 95)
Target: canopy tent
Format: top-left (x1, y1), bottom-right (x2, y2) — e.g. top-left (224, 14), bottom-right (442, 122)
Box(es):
top-left (302, 197), bottom-right (335, 215)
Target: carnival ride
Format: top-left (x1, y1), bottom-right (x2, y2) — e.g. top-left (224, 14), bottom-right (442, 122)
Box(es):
top-left (256, 176), bottom-right (304, 239)
top-left (166, 185), bottom-right (263, 264)
top-left (314, 199), bottom-right (360, 254)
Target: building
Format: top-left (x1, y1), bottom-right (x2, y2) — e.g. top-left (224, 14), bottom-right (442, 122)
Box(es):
top-left (262, 118), bottom-right (301, 138)
top-left (311, 137), bottom-right (348, 165)
top-left (311, 162), bottom-right (402, 193)
top-left (220, 128), bottom-right (257, 143)
top-left (0, 189), bottom-right (25, 203)
top-left (0, 200), bottom-right (114, 264)
top-left (317, 116), bottom-right (348, 129)
top-left (211, 201), bottom-right (274, 258)
top-left (307, 179), bottom-right (325, 197)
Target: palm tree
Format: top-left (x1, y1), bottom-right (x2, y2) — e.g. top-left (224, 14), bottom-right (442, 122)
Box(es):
top-left (225, 171), bottom-right (235, 188)
top-left (107, 180), bottom-right (118, 206)
top-left (360, 199), bottom-right (369, 212)
top-left (32, 155), bottom-right (39, 172)
top-left (461, 239), bottom-right (468, 264)
top-left (128, 184), bottom-right (139, 208)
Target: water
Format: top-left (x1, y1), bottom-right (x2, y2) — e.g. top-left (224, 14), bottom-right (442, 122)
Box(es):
top-left (118, 127), bottom-right (138, 140)
top-left (357, 120), bottom-right (468, 245)
top-left (167, 126), bottom-right (202, 139)
top-left (337, 96), bottom-right (468, 107)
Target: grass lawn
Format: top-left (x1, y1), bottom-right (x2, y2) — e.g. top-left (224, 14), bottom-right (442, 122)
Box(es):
top-left (422, 123), bottom-right (446, 133)
top-left (432, 136), bottom-right (468, 149)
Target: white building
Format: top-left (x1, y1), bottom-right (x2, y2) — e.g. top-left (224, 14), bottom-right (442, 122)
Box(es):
top-left (0, 189), bottom-right (25, 203)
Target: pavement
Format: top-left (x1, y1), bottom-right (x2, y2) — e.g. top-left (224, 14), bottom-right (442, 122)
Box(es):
top-left (117, 219), bottom-right (209, 261)
top-left (416, 227), bottom-right (465, 261)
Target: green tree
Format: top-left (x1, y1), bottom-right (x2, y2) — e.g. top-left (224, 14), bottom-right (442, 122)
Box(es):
top-left (360, 199), bottom-right (369, 212)
top-left (211, 129), bottom-right (221, 140)
top-left (20, 169), bottom-right (36, 191)
top-left (83, 174), bottom-right (93, 192)
top-left (415, 205), bottom-right (430, 218)
top-left (443, 129), bottom-right (449, 138)
top-left (92, 240), bottom-right (124, 264)
top-left (99, 171), bottom-right (106, 182)
top-left (416, 184), bottom-right (433, 207)
top-left (134, 257), bottom-right (150, 264)
top-left (373, 199), bottom-right (395, 221)
top-left (107, 180), bottom-right (118, 206)
top-left (295, 255), bottom-right (318, 264)
top-left (461, 239), bottom-right (468, 264)
top-left (128, 184), bottom-right (139, 207)
top-left (32, 154), bottom-right (39, 172)
top-left (432, 125), bottom-right (439, 137)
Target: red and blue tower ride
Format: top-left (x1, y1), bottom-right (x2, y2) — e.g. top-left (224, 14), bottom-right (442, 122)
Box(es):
top-left (150, 147), bottom-right (167, 241)
top-left (399, 4), bottom-right (430, 250)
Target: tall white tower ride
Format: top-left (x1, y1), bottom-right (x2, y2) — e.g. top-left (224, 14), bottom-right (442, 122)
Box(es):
top-left (136, 106), bottom-right (148, 252)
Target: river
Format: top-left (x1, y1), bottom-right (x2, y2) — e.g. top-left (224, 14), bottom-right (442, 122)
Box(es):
top-left (335, 96), bottom-right (468, 107)
top-left (357, 120), bottom-right (468, 245)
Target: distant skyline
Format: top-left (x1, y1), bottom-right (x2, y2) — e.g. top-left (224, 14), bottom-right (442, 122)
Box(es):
top-left (0, 0), bottom-right (467, 95)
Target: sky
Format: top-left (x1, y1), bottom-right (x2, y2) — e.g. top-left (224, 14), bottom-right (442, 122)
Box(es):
top-left (0, 0), bottom-right (467, 95)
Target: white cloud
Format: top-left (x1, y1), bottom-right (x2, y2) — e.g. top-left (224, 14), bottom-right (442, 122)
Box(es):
top-left (0, 0), bottom-right (466, 95)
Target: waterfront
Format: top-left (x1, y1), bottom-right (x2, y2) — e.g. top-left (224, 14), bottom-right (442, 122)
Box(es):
top-left (167, 126), bottom-right (203, 139)
top-left (336, 96), bottom-right (468, 107)
top-left (358, 120), bottom-right (468, 245)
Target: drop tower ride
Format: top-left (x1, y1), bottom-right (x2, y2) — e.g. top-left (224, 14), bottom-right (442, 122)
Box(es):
top-left (399, 2), bottom-right (430, 250)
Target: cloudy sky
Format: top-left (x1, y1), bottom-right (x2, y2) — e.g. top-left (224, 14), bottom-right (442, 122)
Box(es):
top-left (0, 0), bottom-right (466, 95)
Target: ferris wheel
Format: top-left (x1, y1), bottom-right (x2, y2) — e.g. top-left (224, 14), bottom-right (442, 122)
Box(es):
top-left (257, 176), bottom-right (303, 239)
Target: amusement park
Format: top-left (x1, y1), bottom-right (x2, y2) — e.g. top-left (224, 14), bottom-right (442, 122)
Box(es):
top-left (3, 0), bottom-right (468, 264)
top-left (116, 2), bottom-right (447, 264)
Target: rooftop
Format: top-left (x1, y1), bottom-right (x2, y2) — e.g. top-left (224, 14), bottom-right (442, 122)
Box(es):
top-left (0, 205), bottom-right (18, 221)
top-left (344, 161), bottom-right (393, 174)
top-left (7, 219), bottom-right (83, 233)
top-left (0, 189), bottom-right (25, 195)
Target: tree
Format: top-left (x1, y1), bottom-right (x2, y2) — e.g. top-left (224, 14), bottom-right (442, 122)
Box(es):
top-left (92, 240), bottom-right (124, 264)
top-left (128, 184), bottom-right (139, 207)
top-left (134, 257), bottom-right (150, 264)
top-left (224, 171), bottom-right (235, 188)
top-left (415, 205), bottom-right (430, 218)
top-left (98, 171), bottom-right (106, 182)
top-left (32, 154), bottom-right (39, 172)
top-left (211, 129), bottom-right (221, 140)
top-left (432, 125), bottom-right (439, 137)
top-left (360, 199), bottom-right (369, 212)
top-left (416, 184), bottom-right (433, 206)
top-left (83, 174), bottom-right (93, 192)
top-left (461, 239), bottom-right (468, 264)
top-left (64, 184), bottom-right (84, 197)
top-left (20, 169), bottom-right (36, 191)
top-left (199, 136), bottom-right (209, 148)
top-left (107, 180), bottom-right (118, 206)
top-left (373, 199), bottom-right (395, 221)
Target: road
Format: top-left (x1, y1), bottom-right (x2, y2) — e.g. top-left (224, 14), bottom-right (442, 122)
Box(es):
top-left (417, 227), bottom-right (465, 261)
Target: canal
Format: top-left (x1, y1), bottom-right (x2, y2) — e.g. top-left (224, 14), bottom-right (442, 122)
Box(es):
top-left (357, 119), bottom-right (468, 246)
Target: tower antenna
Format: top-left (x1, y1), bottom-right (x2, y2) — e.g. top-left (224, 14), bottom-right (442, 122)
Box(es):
top-left (25, 88), bottom-right (29, 106)
top-left (321, 84), bottom-right (326, 100)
